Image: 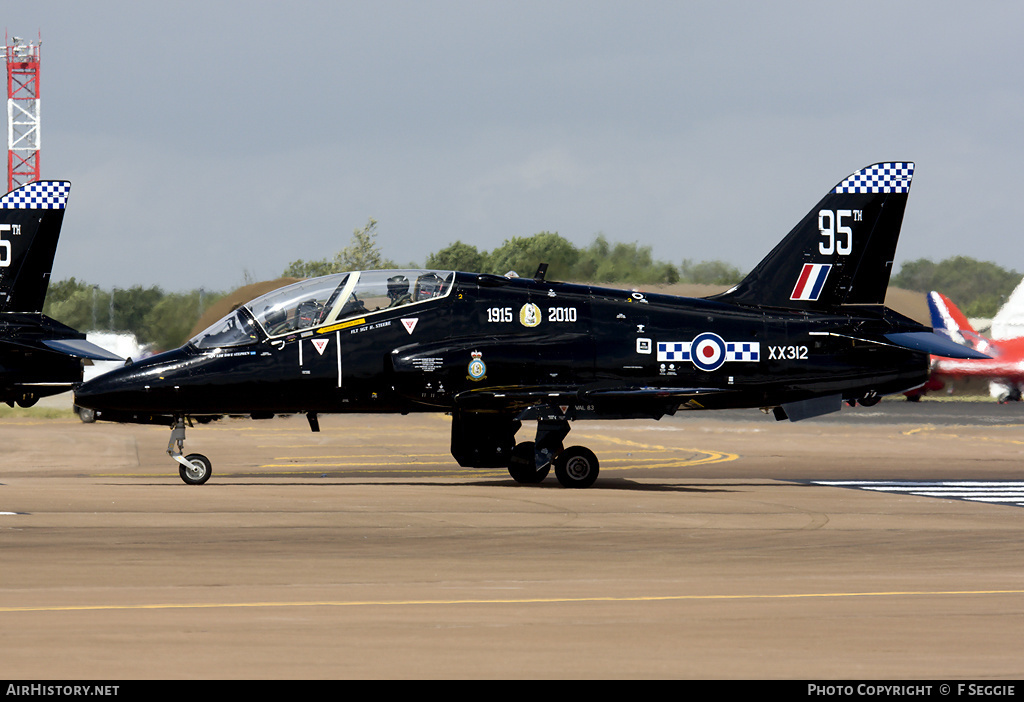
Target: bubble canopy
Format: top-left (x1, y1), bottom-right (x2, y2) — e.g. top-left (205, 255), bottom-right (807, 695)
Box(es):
top-left (189, 269), bottom-right (454, 349)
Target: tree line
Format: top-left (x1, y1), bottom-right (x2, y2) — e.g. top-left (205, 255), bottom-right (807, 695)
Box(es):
top-left (43, 280), bottom-right (223, 353)
top-left (283, 219), bottom-right (743, 286)
top-left (889, 256), bottom-right (1021, 318)
top-left (42, 222), bottom-right (1022, 351)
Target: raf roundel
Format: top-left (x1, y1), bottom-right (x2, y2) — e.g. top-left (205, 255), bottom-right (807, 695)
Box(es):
top-left (690, 332), bottom-right (727, 372)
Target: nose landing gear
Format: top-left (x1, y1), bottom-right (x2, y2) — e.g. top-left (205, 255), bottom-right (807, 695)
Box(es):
top-left (168, 416), bottom-right (212, 485)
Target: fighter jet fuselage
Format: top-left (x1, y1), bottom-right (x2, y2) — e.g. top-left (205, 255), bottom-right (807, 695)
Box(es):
top-left (79, 273), bottom-right (929, 418)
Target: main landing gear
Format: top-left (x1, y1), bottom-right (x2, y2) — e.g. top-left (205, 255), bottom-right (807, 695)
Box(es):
top-left (450, 410), bottom-right (601, 488)
top-left (507, 417), bottom-right (600, 489)
top-left (168, 416), bottom-right (212, 485)
top-left (508, 441), bottom-right (600, 489)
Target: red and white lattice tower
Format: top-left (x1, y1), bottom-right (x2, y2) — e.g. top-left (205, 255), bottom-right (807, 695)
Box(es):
top-left (4, 34), bottom-right (42, 192)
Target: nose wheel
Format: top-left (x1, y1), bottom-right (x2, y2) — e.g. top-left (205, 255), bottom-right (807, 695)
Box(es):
top-left (179, 453), bottom-right (212, 485)
top-left (168, 417), bottom-right (213, 485)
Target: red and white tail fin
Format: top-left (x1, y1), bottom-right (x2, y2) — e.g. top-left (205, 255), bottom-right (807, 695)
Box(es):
top-left (927, 291), bottom-right (996, 355)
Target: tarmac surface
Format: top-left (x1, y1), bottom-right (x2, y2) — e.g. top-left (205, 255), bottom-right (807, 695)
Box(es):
top-left (2, 398), bottom-right (1024, 679)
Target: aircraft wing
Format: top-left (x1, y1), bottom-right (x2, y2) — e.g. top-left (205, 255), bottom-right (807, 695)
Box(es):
top-left (456, 384), bottom-right (726, 402)
top-left (454, 384), bottom-right (733, 417)
top-left (582, 386), bottom-right (731, 399)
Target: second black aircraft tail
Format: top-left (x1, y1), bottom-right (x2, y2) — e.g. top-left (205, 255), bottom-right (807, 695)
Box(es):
top-left (711, 162), bottom-right (914, 311)
top-left (0, 180), bottom-right (71, 313)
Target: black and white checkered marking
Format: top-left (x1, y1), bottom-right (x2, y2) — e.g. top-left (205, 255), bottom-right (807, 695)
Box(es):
top-left (832, 163), bottom-right (914, 194)
top-left (657, 336), bottom-right (760, 371)
top-left (811, 480), bottom-right (1024, 508)
top-left (0, 181), bottom-right (70, 210)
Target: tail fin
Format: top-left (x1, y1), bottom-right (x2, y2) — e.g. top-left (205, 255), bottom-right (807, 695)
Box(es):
top-left (0, 181), bottom-right (71, 312)
top-left (990, 276), bottom-right (1024, 340)
top-left (711, 162), bottom-right (914, 310)
top-left (927, 290), bottom-right (995, 355)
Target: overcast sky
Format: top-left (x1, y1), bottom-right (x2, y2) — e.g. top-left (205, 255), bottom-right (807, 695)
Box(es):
top-left (4, 1), bottom-right (1023, 292)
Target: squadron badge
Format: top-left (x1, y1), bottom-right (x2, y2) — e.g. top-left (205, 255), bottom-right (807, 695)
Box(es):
top-left (519, 303), bottom-right (542, 328)
top-left (467, 350), bottom-right (487, 381)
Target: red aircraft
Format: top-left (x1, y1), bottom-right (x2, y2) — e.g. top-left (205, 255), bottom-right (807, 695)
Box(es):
top-left (914, 291), bottom-right (1024, 402)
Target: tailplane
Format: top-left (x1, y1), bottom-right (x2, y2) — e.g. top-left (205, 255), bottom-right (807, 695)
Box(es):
top-left (711, 162), bottom-right (914, 311)
top-left (0, 181), bottom-right (71, 312)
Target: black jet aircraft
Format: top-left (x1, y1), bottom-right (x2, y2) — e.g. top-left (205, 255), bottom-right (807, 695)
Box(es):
top-left (0, 180), bottom-right (121, 406)
top-left (75, 162), bottom-right (984, 487)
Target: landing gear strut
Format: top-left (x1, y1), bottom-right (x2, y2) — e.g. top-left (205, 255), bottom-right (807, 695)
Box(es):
top-left (168, 416), bottom-right (212, 485)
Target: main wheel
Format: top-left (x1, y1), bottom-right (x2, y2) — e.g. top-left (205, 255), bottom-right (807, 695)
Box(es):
top-left (507, 442), bottom-right (550, 484)
top-left (179, 453), bottom-right (212, 485)
top-left (554, 446), bottom-right (599, 489)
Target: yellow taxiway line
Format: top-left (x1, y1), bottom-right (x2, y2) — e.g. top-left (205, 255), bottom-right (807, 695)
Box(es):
top-left (2, 589), bottom-right (1022, 614)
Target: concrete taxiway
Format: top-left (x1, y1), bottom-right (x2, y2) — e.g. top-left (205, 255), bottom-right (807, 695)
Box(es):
top-left (1, 400), bottom-right (1023, 679)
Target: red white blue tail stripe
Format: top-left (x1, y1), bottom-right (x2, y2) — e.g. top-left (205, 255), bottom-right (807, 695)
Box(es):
top-left (790, 263), bottom-right (831, 301)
